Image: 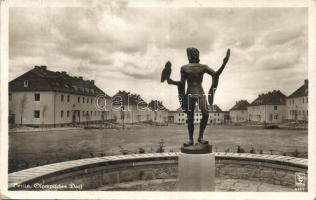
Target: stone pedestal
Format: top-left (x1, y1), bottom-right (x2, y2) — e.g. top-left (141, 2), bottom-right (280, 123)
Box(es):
top-left (178, 145), bottom-right (215, 191)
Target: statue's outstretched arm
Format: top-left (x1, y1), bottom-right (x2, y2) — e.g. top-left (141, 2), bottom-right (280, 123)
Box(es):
top-left (167, 78), bottom-right (182, 86)
top-left (164, 65), bottom-right (186, 111)
top-left (167, 64), bottom-right (185, 86)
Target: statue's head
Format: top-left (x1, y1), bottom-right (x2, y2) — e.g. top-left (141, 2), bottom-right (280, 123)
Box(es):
top-left (186, 47), bottom-right (200, 63)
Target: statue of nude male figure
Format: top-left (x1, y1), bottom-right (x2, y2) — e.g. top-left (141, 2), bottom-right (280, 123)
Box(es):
top-left (161, 47), bottom-right (230, 147)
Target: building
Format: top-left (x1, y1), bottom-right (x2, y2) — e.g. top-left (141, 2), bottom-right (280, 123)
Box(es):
top-left (286, 80), bottom-right (308, 122)
top-left (111, 90), bottom-right (151, 124)
top-left (172, 105), bottom-right (225, 125)
top-left (247, 90), bottom-right (286, 123)
top-left (229, 100), bottom-right (250, 123)
top-left (223, 111), bottom-right (230, 124)
top-left (148, 100), bottom-right (168, 123)
top-left (168, 111), bottom-right (177, 123)
top-left (173, 108), bottom-right (187, 124)
top-left (9, 65), bottom-right (111, 127)
top-left (208, 105), bottom-right (225, 125)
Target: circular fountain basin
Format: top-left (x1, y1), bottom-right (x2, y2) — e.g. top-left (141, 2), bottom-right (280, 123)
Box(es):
top-left (8, 152), bottom-right (308, 191)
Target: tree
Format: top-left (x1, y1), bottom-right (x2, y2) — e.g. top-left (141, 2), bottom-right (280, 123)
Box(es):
top-left (19, 94), bottom-right (27, 125)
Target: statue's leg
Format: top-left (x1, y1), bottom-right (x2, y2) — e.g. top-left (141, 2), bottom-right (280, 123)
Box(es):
top-left (183, 96), bottom-right (196, 146)
top-left (198, 96), bottom-right (209, 144)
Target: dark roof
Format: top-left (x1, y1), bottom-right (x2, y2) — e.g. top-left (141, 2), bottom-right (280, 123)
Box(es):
top-left (112, 90), bottom-right (148, 106)
top-left (9, 66), bottom-right (108, 97)
top-left (230, 100), bottom-right (250, 111)
top-left (208, 105), bottom-right (223, 112)
top-left (288, 80), bottom-right (308, 98)
top-left (175, 104), bottom-right (223, 113)
top-left (148, 100), bottom-right (168, 111)
top-left (249, 90), bottom-right (286, 106)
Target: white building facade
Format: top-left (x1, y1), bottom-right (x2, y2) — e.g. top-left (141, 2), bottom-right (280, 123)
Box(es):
top-left (286, 80), bottom-right (308, 122)
top-left (111, 91), bottom-right (151, 124)
top-left (247, 90), bottom-right (287, 123)
top-left (172, 105), bottom-right (225, 125)
top-left (229, 100), bottom-right (249, 123)
top-left (9, 66), bottom-right (111, 127)
top-left (148, 100), bottom-right (169, 123)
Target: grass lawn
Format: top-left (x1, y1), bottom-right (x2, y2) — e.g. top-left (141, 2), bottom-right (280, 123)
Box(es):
top-left (9, 124), bottom-right (307, 172)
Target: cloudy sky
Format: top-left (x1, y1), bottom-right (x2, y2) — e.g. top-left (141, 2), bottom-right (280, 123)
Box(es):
top-left (9, 5), bottom-right (307, 110)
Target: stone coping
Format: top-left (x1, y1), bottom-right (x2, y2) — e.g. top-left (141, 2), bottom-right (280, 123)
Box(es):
top-left (8, 152), bottom-right (308, 189)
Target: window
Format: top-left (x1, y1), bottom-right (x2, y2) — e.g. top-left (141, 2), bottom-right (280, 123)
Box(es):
top-left (299, 110), bottom-right (301, 115)
top-left (61, 95), bottom-right (64, 102)
top-left (91, 98), bottom-right (93, 104)
top-left (82, 111), bottom-right (85, 116)
top-left (24, 80), bottom-right (29, 87)
top-left (274, 106), bottom-right (277, 110)
top-left (83, 97), bottom-right (85, 103)
top-left (9, 93), bottom-right (12, 101)
top-left (78, 97), bottom-right (80, 103)
top-left (34, 93), bottom-right (40, 101)
top-left (91, 111), bottom-right (93, 116)
top-left (302, 98), bottom-right (304, 103)
top-left (67, 95), bottom-right (70, 102)
top-left (95, 111), bottom-right (97, 116)
top-left (67, 110), bottom-right (70, 117)
top-left (34, 110), bottom-right (40, 118)
top-left (307, 97), bottom-right (308, 103)
top-left (61, 110), bottom-right (64, 118)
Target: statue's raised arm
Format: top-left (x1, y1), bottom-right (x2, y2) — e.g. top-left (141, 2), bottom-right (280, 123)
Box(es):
top-left (208, 48), bottom-right (230, 106)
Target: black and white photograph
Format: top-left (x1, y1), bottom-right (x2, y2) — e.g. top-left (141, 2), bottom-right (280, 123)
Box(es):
top-left (0, 0), bottom-right (315, 199)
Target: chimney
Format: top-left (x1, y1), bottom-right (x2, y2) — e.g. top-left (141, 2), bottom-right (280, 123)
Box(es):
top-left (40, 65), bottom-right (47, 70)
top-left (79, 76), bottom-right (83, 80)
top-left (304, 79), bottom-right (308, 95)
top-left (61, 71), bottom-right (67, 75)
top-left (34, 65), bottom-right (40, 69)
top-left (91, 80), bottom-right (95, 85)
top-left (304, 79), bottom-right (308, 88)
